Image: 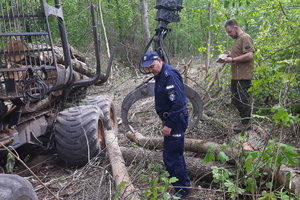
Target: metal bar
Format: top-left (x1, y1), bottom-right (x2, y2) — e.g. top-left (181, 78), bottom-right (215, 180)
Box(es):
top-left (0, 48), bottom-right (53, 55)
top-left (0, 66), bottom-right (56, 73)
top-left (0, 32), bottom-right (49, 36)
top-left (70, 5), bottom-right (101, 88)
top-left (0, 14), bottom-right (44, 18)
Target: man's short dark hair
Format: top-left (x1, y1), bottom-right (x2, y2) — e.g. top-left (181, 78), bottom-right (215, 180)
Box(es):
top-left (225, 19), bottom-right (239, 27)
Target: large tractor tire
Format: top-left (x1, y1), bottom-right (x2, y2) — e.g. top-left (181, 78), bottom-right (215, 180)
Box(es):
top-left (0, 174), bottom-right (38, 200)
top-left (81, 96), bottom-right (117, 132)
top-left (54, 105), bottom-right (106, 166)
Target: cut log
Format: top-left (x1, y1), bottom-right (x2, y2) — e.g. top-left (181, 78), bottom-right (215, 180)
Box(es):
top-left (26, 43), bottom-right (54, 65)
top-left (5, 42), bottom-right (95, 78)
top-left (7, 63), bottom-right (27, 81)
top-left (125, 131), bottom-right (300, 195)
top-left (53, 46), bottom-right (65, 64)
top-left (21, 95), bottom-right (58, 113)
top-left (263, 165), bottom-right (300, 195)
top-left (71, 59), bottom-right (95, 77)
top-left (4, 40), bottom-right (28, 63)
top-left (69, 45), bottom-right (86, 62)
top-left (54, 45), bottom-right (95, 77)
top-left (120, 146), bottom-right (235, 183)
top-left (125, 131), bottom-right (236, 164)
top-left (104, 130), bottom-right (140, 200)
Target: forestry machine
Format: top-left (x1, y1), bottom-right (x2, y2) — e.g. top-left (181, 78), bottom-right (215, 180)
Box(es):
top-left (121, 0), bottom-right (203, 133)
top-left (0, 0), bottom-right (116, 198)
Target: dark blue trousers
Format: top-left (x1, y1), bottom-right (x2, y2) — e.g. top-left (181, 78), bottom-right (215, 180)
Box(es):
top-left (163, 114), bottom-right (190, 194)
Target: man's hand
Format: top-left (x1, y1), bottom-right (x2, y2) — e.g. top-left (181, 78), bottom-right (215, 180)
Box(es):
top-left (224, 56), bottom-right (233, 63)
top-left (162, 125), bottom-right (172, 137)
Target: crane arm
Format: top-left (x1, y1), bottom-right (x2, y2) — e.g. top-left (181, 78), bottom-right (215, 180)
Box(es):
top-left (121, 0), bottom-right (204, 133)
top-left (139, 0), bottom-right (184, 74)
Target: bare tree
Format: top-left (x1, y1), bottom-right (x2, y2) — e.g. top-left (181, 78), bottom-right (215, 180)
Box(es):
top-left (139, 0), bottom-right (153, 50)
top-left (205, 2), bottom-right (212, 74)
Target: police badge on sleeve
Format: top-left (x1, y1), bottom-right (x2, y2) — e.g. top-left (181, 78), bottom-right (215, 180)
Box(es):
top-left (169, 93), bottom-right (175, 101)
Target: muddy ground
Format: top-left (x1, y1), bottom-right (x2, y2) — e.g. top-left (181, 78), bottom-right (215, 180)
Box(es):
top-left (1, 60), bottom-right (299, 200)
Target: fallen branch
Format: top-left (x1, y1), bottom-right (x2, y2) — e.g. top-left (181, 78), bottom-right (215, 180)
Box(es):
top-left (120, 146), bottom-right (235, 183)
top-left (125, 131), bottom-right (300, 195)
top-left (125, 131), bottom-right (236, 164)
top-left (0, 142), bottom-right (59, 200)
top-left (104, 130), bottom-right (140, 200)
top-left (202, 63), bottom-right (226, 101)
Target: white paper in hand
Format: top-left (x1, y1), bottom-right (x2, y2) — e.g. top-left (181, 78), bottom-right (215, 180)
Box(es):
top-left (216, 54), bottom-right (228, 63)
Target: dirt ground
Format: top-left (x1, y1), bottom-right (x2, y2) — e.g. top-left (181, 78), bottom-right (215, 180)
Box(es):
top-left (1, 61), bottom-right (299, 200)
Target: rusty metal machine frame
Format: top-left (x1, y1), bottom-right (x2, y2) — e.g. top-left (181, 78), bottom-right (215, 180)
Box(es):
top-left (0, 0), bottom-right (114, 155)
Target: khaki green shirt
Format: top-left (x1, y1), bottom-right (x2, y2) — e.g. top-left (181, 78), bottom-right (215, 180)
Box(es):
top-left (231, 32), bottom-right (255, 80)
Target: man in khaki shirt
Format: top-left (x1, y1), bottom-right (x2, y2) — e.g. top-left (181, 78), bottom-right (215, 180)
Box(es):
top-left (223, 18), bottom-right (255, 132)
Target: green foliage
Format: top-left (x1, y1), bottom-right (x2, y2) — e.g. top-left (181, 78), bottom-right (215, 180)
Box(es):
top-left (206, 137), bottom-right (299, 199)
top-left (211, 166), bottom-right (245, 199)
top-left (244, 140), bottom-right (298, 170)
top-left (203, 143), bottom-right (216, 164)
top-left (211, 166), bottom-right (234, 184)
top-left (113, 181), bottom-right (128, 200)
top-left (138, 163), bottom-right (177, 200)
top-left (257, 191), bottom-right (300, 200)
top-left (5, 153), bottom-right (15, 173)
top-left (275, 191), bottom-right (300, 200)
top-left (203, 143), bottom-right (230, 165)
top-left (257, 191), bottom-right (277, 200)
top-left (224, 180), bottom-right (246, 199)
top-left (271, 105), bottom-right (300, 127)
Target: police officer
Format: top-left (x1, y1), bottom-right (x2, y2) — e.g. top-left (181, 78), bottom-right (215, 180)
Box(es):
top-left (141, 51), bottom-right (191, 199)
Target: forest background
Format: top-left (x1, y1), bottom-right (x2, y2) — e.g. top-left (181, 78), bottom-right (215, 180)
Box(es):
top-left (39, 0), bottom-right (300, 199)
top-left (46, 0), bottom-right (300, 119)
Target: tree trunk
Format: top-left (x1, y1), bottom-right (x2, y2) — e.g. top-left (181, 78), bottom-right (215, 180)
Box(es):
top-left (205, 2), bottom-right (212, 74)
top-left (54, 46), bottom-right (96, 77)
top-left (98, 0), bottom-right (110, 58)
top-left (183, 60), bottom-right (192, 84)
top-left (4, 40), bottom-right (28, 63)
top-left (140, 0), bottom-right (153, 50)
top-left (120, 146), bottom-right (235, 183)
top-left (26, 43), bottom-right (54, 65)
top-left (98, 0), bottom-right (113, 82)
top-left (125, 131), bottom-right (236, 164)
top-left (125, 131), bottom-right (300, 195)
top-left (104, 130), bottom-right (140, 200)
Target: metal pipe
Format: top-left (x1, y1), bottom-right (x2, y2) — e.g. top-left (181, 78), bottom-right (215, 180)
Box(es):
top-left (70, 5), bottom-right (102, 88)
top-left (54, 0), bottom-right (73, 86)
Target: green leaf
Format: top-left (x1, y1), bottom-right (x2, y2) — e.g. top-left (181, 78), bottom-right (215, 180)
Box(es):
top-left (220, 143), bottom-right (229, 151)
top-left (280, 143), bottom-right (299, 166)
top-left (203, 152), bottom-right (215, 164)
top-left (257, 191), bottom-right (277, 200)
top-left (217, 151), bottom-right (229, 163)
top-left (243, 159), bottom-right (254, 173)
top-left (5, 153), bottom-right (15, 173)
top-left (169, 177), bottom-right (178, 183)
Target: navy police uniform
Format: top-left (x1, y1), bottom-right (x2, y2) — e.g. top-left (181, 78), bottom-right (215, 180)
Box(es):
top-left (154, 62), bottom-right (191, 196)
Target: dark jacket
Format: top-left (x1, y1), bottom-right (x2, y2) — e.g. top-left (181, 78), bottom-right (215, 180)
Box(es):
top-left (154, 62), bottom-right (188, 129)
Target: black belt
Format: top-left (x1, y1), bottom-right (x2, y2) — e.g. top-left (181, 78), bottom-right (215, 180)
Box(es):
top-left (160, 110), bottom-right (188, 121)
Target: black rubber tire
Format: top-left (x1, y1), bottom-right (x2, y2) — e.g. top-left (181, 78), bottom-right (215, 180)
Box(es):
top-left (0, 174), bottom-right (38, 200)
top-left (81, 96), bottom-right (118, 132)
top-left (54, 105), bottom-right (106, 166)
